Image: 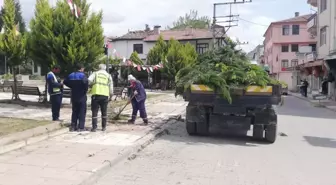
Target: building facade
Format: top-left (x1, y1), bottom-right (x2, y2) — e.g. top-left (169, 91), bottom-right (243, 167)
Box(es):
top-left (307, 0), bottom-right (336, 99)
top-left (263, 12), bottom-right (317, 91)
top-left (247, 45), bottom-right (264, 64)
top-left (109, 25), bottom-right (226, 63)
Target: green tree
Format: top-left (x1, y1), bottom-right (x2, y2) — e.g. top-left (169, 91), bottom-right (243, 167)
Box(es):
top-left (0, 0), bottom-right (26, 33)
top-left (0, 0), bottom-right (26, 99)
top-left (168, 10), bottom-right (211, 30)
top-left (52, 0), bottom-right (104, 74)
top-left (163, 39), bottom-right (197, 84)
top-left (147, 36), bottom-right (198, 89)
top-left (147, 35), bottom-right (167, 65)
top-left (28, 0), bottom-right (54, 71)
top-left (27, 0), bottom-right (54, 102)
top-left (29, 0), bottom-right (104, 76)
top-left (129, 51), bottom-right (143, 65)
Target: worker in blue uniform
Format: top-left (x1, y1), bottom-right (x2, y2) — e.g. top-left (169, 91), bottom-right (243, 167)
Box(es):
top-left (63, 63), bottom-right (89, 132)
top-left (47, 65), bottom-right (63, 121)
top-left (127, 75), bottom-right (148, 125)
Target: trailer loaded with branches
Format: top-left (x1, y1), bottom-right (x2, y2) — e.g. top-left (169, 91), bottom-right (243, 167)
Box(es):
top-left (175, 39), bottom-right (283, 143)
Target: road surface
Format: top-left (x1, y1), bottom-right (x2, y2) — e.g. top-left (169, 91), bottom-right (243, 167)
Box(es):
top-left (95, 96), bottom-right (336, 185)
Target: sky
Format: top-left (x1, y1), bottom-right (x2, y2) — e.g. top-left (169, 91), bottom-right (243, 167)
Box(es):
top-left (6, 0), bottom-right (316, 52)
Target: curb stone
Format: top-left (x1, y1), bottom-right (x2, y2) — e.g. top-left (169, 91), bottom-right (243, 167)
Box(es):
top-left (77, 116), bottom-right (181, 185)
top-left (290, 93), bottom-right (336, 112)
top-left (0, 123), bottom-right (69, 155)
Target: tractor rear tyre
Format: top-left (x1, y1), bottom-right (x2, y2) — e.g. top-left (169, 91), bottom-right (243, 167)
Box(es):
top-left (186, 121), bottom-right (197, 135)
top-left (265, 123), bottom-right (277, 143)
top-left (253, 125), bottom-right (264, 140)
top-left (196, 121), bottom-right (209, 136)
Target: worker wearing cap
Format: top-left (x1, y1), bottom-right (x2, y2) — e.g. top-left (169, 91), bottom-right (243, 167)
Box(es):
top-left (127, 74), bottom-right (148, 125)
top-left (63, 63), bottom-right (89, 132)
top-left (88, 64), bottom-right (113, 132)
top-left (47, 65), bottom-right (63, 121)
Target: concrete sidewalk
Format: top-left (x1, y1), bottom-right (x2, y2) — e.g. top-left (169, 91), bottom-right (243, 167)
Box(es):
top-left (0, 91), bottom-right (170, 121)
top-left (290, 92), bottom-right (336, 111)
top-left (0, 94), bottom-right (187, 185)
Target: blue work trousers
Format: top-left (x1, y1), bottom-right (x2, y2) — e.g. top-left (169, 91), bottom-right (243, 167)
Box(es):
top-left (50, 94), bottom-right (63, 121)
top-left (71, 99), bottom-right (87, 129)
top-left (131, 99), bottom-right (147, 121)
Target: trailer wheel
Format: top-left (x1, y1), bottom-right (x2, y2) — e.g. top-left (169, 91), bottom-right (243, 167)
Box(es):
top-left (252, 125), bottom-right (264, 140)
top-left (196, 121), bottom-right (209, 136)
top-left (265, 123), bottom-right (277, 143)
top-left (186, 121), bottom-right (197, 135)
top-left (195, 112), bottom-right (210, 136)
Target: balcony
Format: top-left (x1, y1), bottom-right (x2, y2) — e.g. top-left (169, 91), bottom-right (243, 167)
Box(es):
top-left (306, 52), bottom-right (317, 62)
top-left (307, 0), bottom-right (317, 7)
top-left (307, 13), bottom-right (317, 36)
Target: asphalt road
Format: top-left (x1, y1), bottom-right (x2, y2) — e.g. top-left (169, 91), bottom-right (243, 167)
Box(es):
top-left (95, 96), bottom-right (336, 185)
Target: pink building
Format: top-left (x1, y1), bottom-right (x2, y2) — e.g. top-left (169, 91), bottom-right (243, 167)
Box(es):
top-left (263, 12), bottom-right (317, 90)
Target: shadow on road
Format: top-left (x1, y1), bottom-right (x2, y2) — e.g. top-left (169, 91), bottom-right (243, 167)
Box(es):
top-left (161, 121), bottom-right (273, 147)
top-left (303, 136), bottom-right (336, 149)
top-left (276, 96), bottom-right (336, 119)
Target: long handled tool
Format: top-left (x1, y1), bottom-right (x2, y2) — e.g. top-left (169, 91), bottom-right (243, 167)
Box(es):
top-left (112, 94), bottom-right (135, 120)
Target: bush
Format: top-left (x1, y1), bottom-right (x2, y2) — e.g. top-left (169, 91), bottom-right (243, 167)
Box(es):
top-left (0, 73), bottom-right (13, 80)
top-left (29, 75), bottom-right (44, 80)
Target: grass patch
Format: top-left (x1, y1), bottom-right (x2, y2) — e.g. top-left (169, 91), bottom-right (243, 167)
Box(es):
top-left (0, 117), bottom-right (50, 137)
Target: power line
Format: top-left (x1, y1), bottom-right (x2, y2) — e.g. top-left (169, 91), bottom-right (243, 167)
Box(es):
top-left (238, 17), bottom-right (315, 30)
top-left (212, 0), bottom-right (252, 48)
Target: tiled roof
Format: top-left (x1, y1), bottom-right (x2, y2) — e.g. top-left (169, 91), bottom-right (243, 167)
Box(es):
top-left (112, 30), bottom-right (156, 41)
top-left (143, 28), bottom-right (223, 41)
top-left (272, 14), bottom-right (312, 23)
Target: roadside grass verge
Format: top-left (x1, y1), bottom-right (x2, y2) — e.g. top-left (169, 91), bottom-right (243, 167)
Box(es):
top-left (0, 117), bottom-right (51, 137)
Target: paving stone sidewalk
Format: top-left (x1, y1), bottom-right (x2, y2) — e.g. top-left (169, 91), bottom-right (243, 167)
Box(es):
top-left (0, 91), bottom-right (171, 121)
top-left (0, 94), bottom-right (187, 185)
top-left (290, 92), bottom-right (336, 111)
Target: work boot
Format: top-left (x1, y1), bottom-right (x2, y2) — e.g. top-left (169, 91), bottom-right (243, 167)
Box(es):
top-left (102, 127), bottom-right (106, 131)
top-left (69, 127), bottom-right (76, 132)
top-left (128, 119), bottom-right (135, 124)
top-left (91, 128), bottom-right (97, 132)
top-left (78, 128), bottom-right (85, 132)
top-left (143, 118), bottom-right (148, 125)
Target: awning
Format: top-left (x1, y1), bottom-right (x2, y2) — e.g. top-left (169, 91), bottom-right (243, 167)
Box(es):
top-left (325, 53), bottom-right (336, 61)
top-left (302, 60), bottom-right (323, 67)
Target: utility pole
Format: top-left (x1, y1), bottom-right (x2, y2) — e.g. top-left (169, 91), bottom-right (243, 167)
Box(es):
top-left (212, 0), bottom-right (252, 48)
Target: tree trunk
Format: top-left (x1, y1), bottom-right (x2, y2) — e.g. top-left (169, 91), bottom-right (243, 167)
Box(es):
top-left (13, 67), bottom-right (18, 100)
top-left (43, 74), bottom-right (48, 103)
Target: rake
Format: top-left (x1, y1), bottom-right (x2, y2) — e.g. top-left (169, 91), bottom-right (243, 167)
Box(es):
top-left (112, 94), bottom-right (135, 120)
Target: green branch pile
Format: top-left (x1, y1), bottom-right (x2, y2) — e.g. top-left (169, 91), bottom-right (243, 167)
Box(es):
top-left (175, 39), bottom-right (280, 103)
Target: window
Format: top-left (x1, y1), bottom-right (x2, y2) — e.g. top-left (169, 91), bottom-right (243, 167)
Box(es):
top-left (292, 25), bottom-right (300, 35)
top-left (320, 0), bottom-right (327, 13)
top-left (133, 44), bottom-right (143, 54)
top-left (196, 43), bottom-right (209, 54)
top-left (309, 44), bottom-right (317, 52)
top-left (281, 45), bottom-right (289, 52)
top-left (320, 27), bottom-right (327, 46)
top-left (291, 44), bottom-right (299, 52)
top-left (291, 59), bottom-right (298, 67)
top-left (282, 25), bottom-right (290, 35)
top-left (281, 60), bottom-right (289, 68)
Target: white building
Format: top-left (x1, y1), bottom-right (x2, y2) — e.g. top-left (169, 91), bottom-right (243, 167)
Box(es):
top-left (307, 0), bottom-right (336, 98)
top-left (247, 45), bottom-right (264, 64)
top-left (109, 25), bottom-right (226, 62)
